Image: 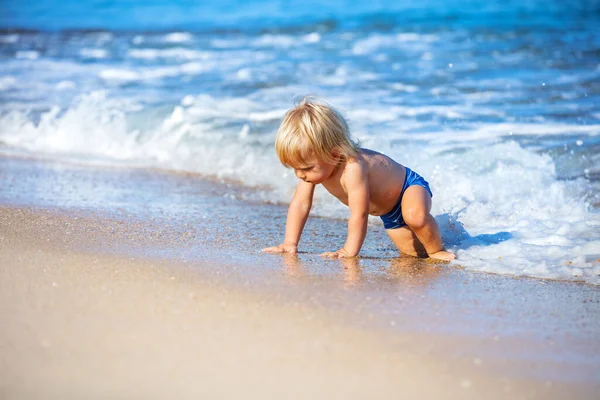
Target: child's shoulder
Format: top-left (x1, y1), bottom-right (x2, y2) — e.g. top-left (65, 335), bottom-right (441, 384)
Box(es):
top-left (357, 148), bottom-right (399, 164)
top-left (343, 148), bottom-right (389, 176)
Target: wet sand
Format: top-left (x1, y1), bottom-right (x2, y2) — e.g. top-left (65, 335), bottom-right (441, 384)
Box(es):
top-left (1, 155), bottom-right (599, 399)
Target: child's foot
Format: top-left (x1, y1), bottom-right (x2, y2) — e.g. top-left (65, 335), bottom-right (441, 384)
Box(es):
top-left (429, 250), bottom-right (456, 262)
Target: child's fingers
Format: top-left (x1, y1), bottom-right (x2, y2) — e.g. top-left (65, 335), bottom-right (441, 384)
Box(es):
top-left (320, 251), bottom-right (339, 258)
top-left (263, 246), bottom-right (298, 254)
top-left (262, 246), bottom-right (283, 253)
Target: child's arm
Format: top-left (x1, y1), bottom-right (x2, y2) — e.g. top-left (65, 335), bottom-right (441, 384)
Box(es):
top-left (262, 180), bottom-right (315, 254)
top-left (322, 162), bottom-right (369, 258)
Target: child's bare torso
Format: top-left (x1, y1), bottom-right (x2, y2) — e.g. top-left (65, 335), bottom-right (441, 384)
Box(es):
top-left (321, 148), bottom-right (406, 216)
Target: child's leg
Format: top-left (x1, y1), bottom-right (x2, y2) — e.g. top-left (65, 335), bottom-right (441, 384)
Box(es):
top-left (386, 226), bottom-right (428, 258)
top-left (390, 185), bottom-right (456, 261)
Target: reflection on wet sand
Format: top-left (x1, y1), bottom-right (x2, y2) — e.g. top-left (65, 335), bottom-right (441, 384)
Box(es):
top-left (281, 254), bottom-right (304, 278)
top-left (279, 253), bottom-right (445, 289)
top-left (340, 257), bottom-right (362, 287)
top-left (386, 256), bottom-right (444, 286)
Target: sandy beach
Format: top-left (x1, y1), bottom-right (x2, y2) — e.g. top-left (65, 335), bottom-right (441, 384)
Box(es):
top-left (1, 156), bottom-right (599, 399)
top-left (0, 210), bottom-right (597, 399)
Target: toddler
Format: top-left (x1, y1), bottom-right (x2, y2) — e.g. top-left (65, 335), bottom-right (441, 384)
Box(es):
top-left (263, 97), bottom-right (455, 261)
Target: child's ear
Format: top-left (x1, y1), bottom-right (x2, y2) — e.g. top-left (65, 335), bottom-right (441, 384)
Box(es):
top-left (331, 148), bottom-right (341, 159)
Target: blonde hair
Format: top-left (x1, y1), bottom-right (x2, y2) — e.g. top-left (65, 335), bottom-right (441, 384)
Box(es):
top-left (275, 96), bottom-right (359, 168)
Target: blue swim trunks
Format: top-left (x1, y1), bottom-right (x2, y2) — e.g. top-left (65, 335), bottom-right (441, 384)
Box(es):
top-left (379, 167), bottom-right (433, 230)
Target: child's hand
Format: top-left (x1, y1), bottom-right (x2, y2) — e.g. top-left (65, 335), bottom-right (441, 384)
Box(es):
top-left (262, 242), bottom-right (298, 254)
top-left (320, 248), bottom-right (356, 259)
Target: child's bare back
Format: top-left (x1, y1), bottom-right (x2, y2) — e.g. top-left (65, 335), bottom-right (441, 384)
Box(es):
top-left (319, 148), bottom-right (407, 217)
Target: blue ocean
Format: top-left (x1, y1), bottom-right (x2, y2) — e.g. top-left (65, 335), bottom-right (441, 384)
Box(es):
top-left (1, 0), bottom-right (599, 283)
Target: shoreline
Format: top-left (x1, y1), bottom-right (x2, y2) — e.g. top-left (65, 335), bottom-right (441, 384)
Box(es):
top-left (1, 205), bottom-right (599, 398)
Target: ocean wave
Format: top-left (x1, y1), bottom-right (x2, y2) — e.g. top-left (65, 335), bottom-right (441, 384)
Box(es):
top-left (0, 34), bottom-right (19, 43)
top-left (98, 63), bottom-right (211, 82)
top-left (0, 76), bottom-right (17, 91)
top-left (352, 32), bottom-right (438, 55)
top-left (127, 48), bottom-right (210, 60)
top-left (15, 50), bottom-right (39, 60)
top-left (163, 32), bottom-right (193, 43)
top-left (79, 48), bottom-right (109, 59)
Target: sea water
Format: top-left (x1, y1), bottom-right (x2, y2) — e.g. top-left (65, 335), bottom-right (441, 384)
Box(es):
top-left (1, 0), bottom-right (599, 284)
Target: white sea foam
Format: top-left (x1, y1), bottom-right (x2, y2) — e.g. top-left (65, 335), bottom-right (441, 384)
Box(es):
top-left (352, 33), bottom-right (436, 55)
top-left (0, 34), bottom-right (19, 43)
top-left (210, 38), bottom-right (246, 49)
top-left (163, 32), bottom-right (193, 43)
top-left (180, 62), bottom-right (209, 74)
top-left (15, 51), bottom-right (39, 60)
top-left (235, 68), bottom-right (253, 80)
top-left (80, 48), bottom-right (109, 59)
top-left (450, 123), bottom-right (600, 141)
top-left (56, 80), bottom-right (76, 90)
top-left (391, 83), bottom-right (418, 92)
top-left (303, 32), bottom-right (321, 43)
top-left (385, 141), bottom-right (600, 284)
top-left (253, 34), bottom-right (297, 48)
top-left (128, 48), bottom-right (210, 60)
top-left (0, 92), bottom-right (137, 159)
top-left (0, 76), bottom-right (17, 90)
top-left (348, 105), bottom-right (469, 122)
top-left (0, 92), bottom-right (282, 184)
top-left (352, 119), bottom-right (600, 145)
top-left (99, 69), bottom-right (140, 82)
top-left (91, 32), bottom-right (113, 44)
top-left (99, 63), bottom-right (209, 82)
top-left (352, 36), bottom-right (389, 55)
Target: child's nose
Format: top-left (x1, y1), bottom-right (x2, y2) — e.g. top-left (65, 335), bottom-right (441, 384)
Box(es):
top-left (295, 170), bottom-right (305, 179)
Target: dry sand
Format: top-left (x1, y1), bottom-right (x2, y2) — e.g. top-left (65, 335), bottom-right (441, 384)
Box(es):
top-left (0, 206), bottom-right (597, 399)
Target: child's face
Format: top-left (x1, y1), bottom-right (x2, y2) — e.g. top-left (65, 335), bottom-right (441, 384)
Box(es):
top-left (292, 157), bottom-right (337, 184)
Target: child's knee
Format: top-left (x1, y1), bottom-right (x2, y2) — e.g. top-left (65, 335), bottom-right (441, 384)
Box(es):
top-left (403, 208), bottom-right (429, 229)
